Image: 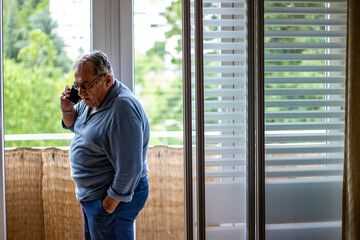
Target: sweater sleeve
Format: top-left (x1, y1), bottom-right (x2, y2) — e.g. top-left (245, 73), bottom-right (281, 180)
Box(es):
top-left (106, 114), bottom-right (144, 202)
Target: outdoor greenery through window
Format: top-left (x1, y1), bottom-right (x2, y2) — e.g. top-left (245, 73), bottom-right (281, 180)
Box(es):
top-left (3, 0), bottom-right (90, 148)
top-left (134, 0), bottom-right (183, 146)
top-left (3, 0), bottom-right (183, 148)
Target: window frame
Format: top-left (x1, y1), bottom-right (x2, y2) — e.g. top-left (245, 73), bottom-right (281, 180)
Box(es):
top-left (92, 0), bottom-right (134, 91)
top-left (0, 0), bottom-right (5, 238)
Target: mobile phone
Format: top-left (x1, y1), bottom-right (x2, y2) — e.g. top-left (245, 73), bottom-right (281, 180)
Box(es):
top-left (67, 86), bottom-right (80, 104)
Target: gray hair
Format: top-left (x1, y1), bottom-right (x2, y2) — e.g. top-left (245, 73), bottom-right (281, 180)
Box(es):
top-left (73, 50), bottom-right (114, 78)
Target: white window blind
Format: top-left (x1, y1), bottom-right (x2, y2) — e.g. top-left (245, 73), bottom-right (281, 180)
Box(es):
top-left (264, 1), bottom-right (346, 239)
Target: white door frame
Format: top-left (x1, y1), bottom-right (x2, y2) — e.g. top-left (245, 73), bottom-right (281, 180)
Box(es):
top-left (0, 0), bottom-right (7, 238)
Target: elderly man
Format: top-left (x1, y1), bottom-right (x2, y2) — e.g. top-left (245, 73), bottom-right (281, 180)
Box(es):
top-left (60, 50), bottom-right (150, 239)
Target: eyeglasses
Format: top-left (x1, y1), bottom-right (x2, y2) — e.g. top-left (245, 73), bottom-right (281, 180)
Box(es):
top-left (73, 73), bottom-right (106, 90)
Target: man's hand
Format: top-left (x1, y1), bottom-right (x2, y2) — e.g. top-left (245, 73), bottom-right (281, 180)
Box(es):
top-left (60, 85), bottom-right (75, 112)
top-left (102, 195), bottom-right (120, 214)
top-left (60, 85), bottom-right (78, 127)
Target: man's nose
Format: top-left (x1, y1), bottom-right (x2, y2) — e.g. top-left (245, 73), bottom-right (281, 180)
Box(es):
top-left (78, 87), bottom-right (86, 96)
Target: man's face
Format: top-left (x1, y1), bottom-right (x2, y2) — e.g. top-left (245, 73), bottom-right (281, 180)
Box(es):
top-left (74, 61), bottom-right (110, 108)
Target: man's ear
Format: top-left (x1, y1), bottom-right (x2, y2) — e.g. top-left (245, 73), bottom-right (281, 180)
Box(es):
top-left (104, 73), bottom-right (113, 86)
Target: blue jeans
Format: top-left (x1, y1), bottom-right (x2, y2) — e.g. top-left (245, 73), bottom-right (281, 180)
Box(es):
top-left (80, 176), bottom-right (149, 240)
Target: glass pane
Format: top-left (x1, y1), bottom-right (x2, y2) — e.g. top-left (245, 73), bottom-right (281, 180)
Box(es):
top-left (264, 1), bottom-right (346, 239)
top-left (133, 0), bottom-right (185, 239)
top-left (3, 0), bottom-right (91, 148)
top-left (3, 0), bottom-right (91, 239)
top-left (191, 1), bottom-right (248, 239)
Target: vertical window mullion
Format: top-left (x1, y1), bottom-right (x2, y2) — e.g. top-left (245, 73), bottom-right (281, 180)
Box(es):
top-left (257, 0), bottom-right (266, 239)
top-left (0, 0), bottom-right (6, 238)
top-left (182, 0), bottom-right (194, 239)
top-left (195, 0), bottom-right (206, 239)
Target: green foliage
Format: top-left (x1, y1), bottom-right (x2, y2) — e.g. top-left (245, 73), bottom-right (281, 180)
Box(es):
top-left (135, 41), bottom-right (183, 145)
top-left (3, 0), bottom-right (72, 148)
top-left (18, 29), bottom-right (56, 67)
top-left (4, 56), bottom-right (69, 147)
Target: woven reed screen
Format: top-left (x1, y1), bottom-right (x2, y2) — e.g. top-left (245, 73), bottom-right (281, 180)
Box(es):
top-left (41, 148), bottom-right (84, 239)
top-left (136, 146), bottom-right (185, 240)
top-left (5, 146), bottom-right (184, 239)
top-left (5, 148), bottom-right (44, 240)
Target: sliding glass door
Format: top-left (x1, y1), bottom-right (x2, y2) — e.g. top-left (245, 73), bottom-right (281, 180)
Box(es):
top-left (185, 0), bottom-right (250, 239)
top-left (185, 0), bottom-right (347, 239)
top-left (264, 1), bottom-right (346, 239)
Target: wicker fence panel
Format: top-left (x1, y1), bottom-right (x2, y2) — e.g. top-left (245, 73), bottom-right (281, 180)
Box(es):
top-left (5, 148), bottom-right (44, 240)
top-left (42, 148), bottom-right (84, 240)
top-left (5, 146), bottom-right (185, 239)
top-left (136, 145), bottom-right (185, 240)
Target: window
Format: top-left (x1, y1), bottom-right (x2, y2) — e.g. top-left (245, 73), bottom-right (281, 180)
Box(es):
top-left (264, 1), bottom-right (346, 239)
top-left (3, 0), bottom-right (91, 148)
top-left (187, 0), bottom-right (346, 239)
top-left (190, 1), bottom-right (249, 238)
top-left (0, 0), bottom-right (348, 239)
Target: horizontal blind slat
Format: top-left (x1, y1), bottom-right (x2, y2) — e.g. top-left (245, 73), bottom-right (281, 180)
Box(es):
top-left (202, 0), bottom-right (244, 3)
top-left (200, 31), bottom-right (246, 38)
top-left (205, 77), bottom-right (247, 85)
top-left (206, 158), bottom-right (246, 166)
top-left (265, 66), bottom-right (345, 73)
top-left (192, 66), bottom-right (247, 73)
top-left (204, 66), bottom-right (247, 73)
top-left (265, 144), bottom-right (344, 154)
top-left (265, 99), bottom-right (345, 107)
top-left (265, 166), bottom-right (343, 178)
top-left (205, 112), bottom-right (246, 120)
top-left (205, 123), bottom-right (246, 131)
top-left (266, 155), bottom-right (344, 165)
top-left (265, 7), bottom-right (346, 14)
top-left (265, 88), bottom-right (345, 96)
top-left (203, 89), bottom-right (247, 96)
top-left (203, 54), bottom-right (247, 61)
top-left (199, 8), bottom-right (245, 15)
top-left (265, 111), bottom-right (344, 119)
top-left (204, 100), bottom-right (247, 108)
top-left (265, 42), bottom-right (346, 49)
top-left (265, 31), bottom-right (346, 37)
top-left (202, 42), bottom-right (246, 50)
top-left (265, 54), bottom-right (345, 61)
top-left (191, 19), bottom-right (245, 27)
top-left (265, 77), bottom-right (345, 84)
top-left (265, 133), bottom-right (344, 142)
top-left (265, 19), bottom-right (346, 26)
top-left (265, 122), bottom-right (344, 131)
top-left (264, 0), bottom-right (346, 3)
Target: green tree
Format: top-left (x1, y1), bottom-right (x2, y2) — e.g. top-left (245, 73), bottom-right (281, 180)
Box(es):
top-left (3, 0), bottom-right (73, 147)
top-left (3, 0), bottom-right (71, 72)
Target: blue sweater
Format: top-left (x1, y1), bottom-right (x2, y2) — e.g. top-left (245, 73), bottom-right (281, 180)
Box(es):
top-left (63, 80), bottom-right (150, 202)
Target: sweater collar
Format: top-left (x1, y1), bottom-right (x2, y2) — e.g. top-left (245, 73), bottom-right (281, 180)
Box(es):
top-left (94, 79), bottom-right (122, 111)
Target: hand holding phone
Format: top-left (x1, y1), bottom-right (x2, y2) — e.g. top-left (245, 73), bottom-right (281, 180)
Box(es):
top-left (67, 86), bottom-right (80, 104)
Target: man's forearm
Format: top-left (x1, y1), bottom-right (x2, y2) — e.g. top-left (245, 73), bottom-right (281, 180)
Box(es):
top-left (62, 107), bottom-right (77, 127)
